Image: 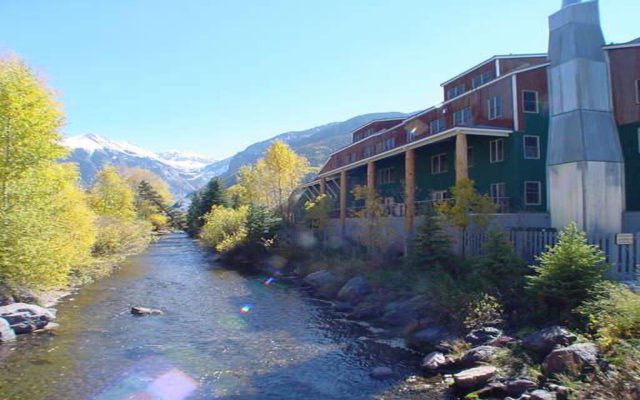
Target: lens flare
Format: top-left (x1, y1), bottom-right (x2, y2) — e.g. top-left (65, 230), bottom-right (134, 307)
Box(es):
top-left (240, 305), bottom-right (252, 313)
top-left (263, 277), bottom-right (276, 286)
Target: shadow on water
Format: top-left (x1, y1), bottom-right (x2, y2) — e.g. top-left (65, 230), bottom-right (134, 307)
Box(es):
top-left (0, 233), bottom-right (440, 400)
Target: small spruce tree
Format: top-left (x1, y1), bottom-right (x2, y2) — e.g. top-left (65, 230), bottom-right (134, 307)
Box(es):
top-left (526, 222), bottom-right (609, 312)
top-left (409, 206), bottom-right (452, 269)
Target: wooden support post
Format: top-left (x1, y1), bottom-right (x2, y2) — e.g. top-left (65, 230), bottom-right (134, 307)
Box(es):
top-left (340, 170), bottom-right (347, 230)
top-left (319, 178), bottom-right (326, 196)
top-left (455, 133), bottom-right (469, 182)
top-left (366, 161), bottom-right (376, 214)
top-left (404, 149), bottom-right (416, 233)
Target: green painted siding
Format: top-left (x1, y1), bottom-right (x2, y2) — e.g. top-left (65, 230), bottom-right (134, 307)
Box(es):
top-left (619, 122), bottom-right (640, 211)
top-left (375, 154), bottom-right (405, 202)
top-left (414, 139), bottom-right (456, 202)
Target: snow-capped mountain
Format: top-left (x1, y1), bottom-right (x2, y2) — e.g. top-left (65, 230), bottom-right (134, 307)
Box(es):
top-left (62, 134), bottom-right (228, 199)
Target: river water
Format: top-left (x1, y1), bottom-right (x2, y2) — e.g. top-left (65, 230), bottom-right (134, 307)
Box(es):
top-left (0, 234), bottom-right (439, 400)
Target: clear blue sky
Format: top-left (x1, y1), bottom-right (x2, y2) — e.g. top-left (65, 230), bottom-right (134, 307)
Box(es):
top-left (1, 1), bottom-right (638, 160)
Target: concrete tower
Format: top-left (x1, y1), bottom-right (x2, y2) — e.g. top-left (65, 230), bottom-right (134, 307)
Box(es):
top-left (547, 0), bottom-right (625, 234)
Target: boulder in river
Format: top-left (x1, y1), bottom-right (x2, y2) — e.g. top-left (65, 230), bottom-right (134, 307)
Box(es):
top-left (0, 303), bottom-right (56, 334)
top-left (0, 318), bottom-right (16, 342)
top-left (370, 366), bottom-right (393, 379)
top-left (337, 275), bottom-right (371, 304)
top-left (405, 324), bottom-right (456, 353)
top-left (379, 295), bottom-right (426, 326)
top-left (131, 306), bottom-right (163, 316)
top-left (303, 270), bottom-right (342, 299)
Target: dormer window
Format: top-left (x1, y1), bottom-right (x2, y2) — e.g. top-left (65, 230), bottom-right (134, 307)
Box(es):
top-left (472, 71), bottom-right (495, 88)
top-left (447, 84), bottom-right (466, 100)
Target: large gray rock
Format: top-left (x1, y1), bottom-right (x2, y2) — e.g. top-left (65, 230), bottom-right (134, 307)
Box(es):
top-left (0, 318), bottom-right (16, 342)
top-left (405, 325), bottom-right (454, 353)
top-left (0, 303), bottom-right (56, 334)
top-left (379, 295), bottom-right (426, 326)
top-left (460, 345), bottom-right (500, 366)
top-left (522, 326), bottom-right (577, 357)
top-left (131, 306), bottom-right (163, 316)
top-left (348, 301), bottom-right (384, 320)
top-left (506, 379), bottom-right (538, 396)
top-left (337, 275), bottom-right (371, 303)
top-left (303, 270), bottom-right (341, 299)
top-left (542, 342), bottom-right (599, 376)
top-left (465, 327), bottom-right (503, 346)
top-left (453, 366), bottom-right (497, 389)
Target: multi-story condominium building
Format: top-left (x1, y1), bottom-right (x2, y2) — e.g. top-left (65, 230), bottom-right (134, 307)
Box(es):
top-left (298, 0), bottom-right (640, 249)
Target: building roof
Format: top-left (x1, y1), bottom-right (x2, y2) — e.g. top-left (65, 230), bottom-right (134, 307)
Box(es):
top-left (604, 37), bottom-right (640, 50)
top-left (440, 54), bottom-right (547, 87)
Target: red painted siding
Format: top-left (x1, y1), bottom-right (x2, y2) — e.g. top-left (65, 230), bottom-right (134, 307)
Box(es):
top-left (608, 46), bottom-right (640, 126)
top-left (515, 67), bottom-right (550, 131)
top-left (352, 119), bottom-right (404, 142)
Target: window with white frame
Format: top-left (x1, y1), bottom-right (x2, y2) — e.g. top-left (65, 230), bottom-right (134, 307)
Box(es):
top-left (490, 182), bottom-right (506, 199)
top-left (453, 107), bottom-right (472, 126)
top-left (447, 84), bottom-right (466, 100)
top-left (636, 80), bottom-right (640, 104)
top-left (523, 91), bottom-right (539, 113)
top-left (381, 137), bottom-right (395, 152)
top-left (430, 118), bottom-right (445, 134)
top-left (472, 71), bottom-right (495, 88)
top-left (431, 153), bottom-right (448, 174)
top-left (488, 96), bottom-right (502, 120)
top-left (524, 181), bottom-right (542, 205)
top-left (467, 146), bottom-right (474, 168)
top-left (364, 145), bottom-right (374, 158)
top-left (431, 190), bottom-right (448, 202)
top-left (378, 167), bottom-right (395, 185)
top-left (523, 135), bottom-right (540, 159)
top-left (490, 139), bottom-right (504, 163)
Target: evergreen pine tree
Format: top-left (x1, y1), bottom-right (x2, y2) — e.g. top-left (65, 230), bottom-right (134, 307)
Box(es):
top-left (186, 178), bottom-right (227, 234)
top-left (409, 206), bottom-right (452, 269)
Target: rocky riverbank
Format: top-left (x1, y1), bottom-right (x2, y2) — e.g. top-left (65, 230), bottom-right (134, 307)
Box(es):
top-left (287, 268), bottom-right (605, 400)
top-left (0, 302), bottom-right (59, 343)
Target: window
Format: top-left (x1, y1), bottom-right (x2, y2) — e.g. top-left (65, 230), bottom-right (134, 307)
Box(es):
top-left (453, 107), bottom-right (472, 126)
top-left (364, 145), bottom-right (374, 158)
top-left (431, 190), bottom-right (448, 202)
top-left (447, 84), bottom-right (465, 100)
top-left (430, 118), bottom-right (445, 134)
top-left (523, 135), bottom-right (540, 159)
top-left (524, 181), bottom-right (542, 205)
top-left (467, 146), bottom-right (474, 168)
top-left (348, 152), bottom-right (357, 163)
top-left (490, 139), bottom-right (504, 163)
top-left (378, 167), bottom-right (394, 185)
top-left (636, 80), bottom-right (640, 104)
top-left (488, 96), bottom-right (502, 120)
top-left (523, 91), bottom-right (539, 113)
top-left (490, 182), bottom-right (506, 199)
top-left (472, 71), bottom-right (495, 88)
top-left (381, 137), bottom-right (395, 152)
top-left (431, 153), bottom-right (448, 174)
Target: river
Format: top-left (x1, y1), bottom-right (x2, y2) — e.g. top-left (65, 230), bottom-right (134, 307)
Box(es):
top-left (0, 234), bottom-right (439, 400)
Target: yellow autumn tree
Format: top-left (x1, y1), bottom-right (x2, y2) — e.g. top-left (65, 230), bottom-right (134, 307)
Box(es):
top-left (236, 141), bottom-right (309, 222)
top-left (0, 164), bottom-right (96, 289)
top-left (89, 166), bottom-right (136, 219)
top-left (121, 166), bottom-right (173, 204)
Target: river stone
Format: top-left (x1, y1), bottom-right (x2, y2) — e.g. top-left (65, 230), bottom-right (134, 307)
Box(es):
top-left (348, 301), bottom-right (384, 320)
top-left (131, 306), bottom-right (163, 316)
top-left (337, 275), bottom-right (371, 304)
top-left (465, 327), bottom-right (503, 346)
top-left (379, 295), bottom-right (426, 326)
top-left (542, 342), bottom-right (599, 376)
top-left (506, 379), bottom-right (538, 396)
top-left (303, 270), bottom-right (341, 299)
top-left (453, 366), bottom-right (497, 389)
top-left (522, 326), bottom-right (577, 357)
top-left (333, 302), bottom-right (353, 313)
top-left (460, 345), bottom-right (500, 366)
top-left (0, 318), bottom-right (16, 342)
top-left (421, 351), bottom-right (452, 371)
top-left (530, 389), bottom-right (557, 400)
top-left (405, 325), bottom-right (454, 353)
top-left (370, 366), bottom-right (393, 379)
top-left (0, 303), bottom-right (56, 321)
